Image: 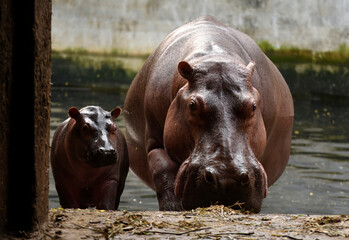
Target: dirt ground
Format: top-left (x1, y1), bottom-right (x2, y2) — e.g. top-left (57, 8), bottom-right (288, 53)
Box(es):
top-left (2, 206), bottom-right (349, 239)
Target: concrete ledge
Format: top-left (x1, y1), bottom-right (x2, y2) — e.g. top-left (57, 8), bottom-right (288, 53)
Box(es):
top-left (4, 206), bottom-right (347, 239)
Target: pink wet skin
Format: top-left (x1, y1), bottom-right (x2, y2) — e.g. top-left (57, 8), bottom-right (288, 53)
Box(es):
top-left (50, 106), bottom-right (129, 210)
top-left (124, 16), bottom-right (294, 212)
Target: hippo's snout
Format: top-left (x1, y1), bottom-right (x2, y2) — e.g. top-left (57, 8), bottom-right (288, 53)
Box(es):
top-left (95, 147), bottom-right (117, 157)
top-left (86, 147), bottom-right (118, 168)
top-left (175, 159), bottom-right (268, 212)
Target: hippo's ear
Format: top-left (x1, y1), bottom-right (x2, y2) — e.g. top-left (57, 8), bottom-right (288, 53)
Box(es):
top-left (178, 61), bottom-right (194, 80)
top-left (111, 106), bottom-right (122, 120)
top-left (68, 107), bottom-right (80, 120)
top-left (246, 61), bottom-right (256, 84)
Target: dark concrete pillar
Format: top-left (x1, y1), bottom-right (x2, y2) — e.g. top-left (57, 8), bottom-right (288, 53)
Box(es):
top-left (0, 0), bottom-right (51, 234)
top-left (0, 0), bottom-right (12, 232)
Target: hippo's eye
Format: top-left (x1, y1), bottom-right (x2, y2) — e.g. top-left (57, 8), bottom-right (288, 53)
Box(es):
top-left (108, 124), bottom-right (116, 133)
top-left (252, 102), bottom-right (257, 112)
top-left (82, 124), bottom-right (90, 132)
top-left (238, 99), bottom-right (257, 119)
top-left (189, 100), bottom-right (197, 112)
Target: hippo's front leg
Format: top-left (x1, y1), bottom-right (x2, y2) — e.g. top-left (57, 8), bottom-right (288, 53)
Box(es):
top-left (55, 184), bottom-right (80, 208)
top-left (96, 180), bottom-right (118, 210)
top-left (148, 148), bottom-right (183, 211)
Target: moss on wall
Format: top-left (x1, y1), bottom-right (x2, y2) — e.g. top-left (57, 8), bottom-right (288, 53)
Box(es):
top-left (52, 43), bottom-right (349, 98)
top-left (52, 51), bottom-right (137, 90)
top-left (258, 41), bottom-right (349, 66)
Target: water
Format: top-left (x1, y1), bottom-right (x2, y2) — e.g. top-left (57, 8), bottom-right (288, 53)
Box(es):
top-left (262, 94), bottom-right (349, 214)
top-left (49, 60), bottom-right (349, 214)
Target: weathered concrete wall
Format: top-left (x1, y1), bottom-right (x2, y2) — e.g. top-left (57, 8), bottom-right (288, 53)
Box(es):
top-left (52, 0), bottom-right (349, 54)
top-left (0, 0), bottom-right (51, 234)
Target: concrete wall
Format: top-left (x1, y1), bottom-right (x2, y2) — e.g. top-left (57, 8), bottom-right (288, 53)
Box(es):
top-left (52, 0), bottom-right (349, 54)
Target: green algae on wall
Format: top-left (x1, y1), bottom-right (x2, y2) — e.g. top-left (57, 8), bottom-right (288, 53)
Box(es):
top-left (258, 41), bottom-right (349, 66)
top-left (52, 51), bottom-right (137, 92)
top-left (257, 41), bottom-right (349, 97)
top-left (278, 63), bottom-right (349, 97)
top-left (52, 43), bottom-right (349, 98)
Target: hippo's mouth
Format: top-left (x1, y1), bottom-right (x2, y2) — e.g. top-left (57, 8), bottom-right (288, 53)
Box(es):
top-left (174, 159), bottom-right (268, 212)
top-left (86, 149), bottom-right (118, 168)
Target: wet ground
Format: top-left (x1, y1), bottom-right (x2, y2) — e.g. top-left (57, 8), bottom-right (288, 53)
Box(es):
top-left (2, 206), bottom-right (348, 239)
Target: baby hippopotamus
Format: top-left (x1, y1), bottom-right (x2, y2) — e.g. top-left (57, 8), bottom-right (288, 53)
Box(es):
top-left (51, 106), bottom-right (129, 210)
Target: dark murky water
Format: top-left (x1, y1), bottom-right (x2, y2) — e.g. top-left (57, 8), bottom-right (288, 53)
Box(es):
top-left (49, 60), bottom-right (349, 214)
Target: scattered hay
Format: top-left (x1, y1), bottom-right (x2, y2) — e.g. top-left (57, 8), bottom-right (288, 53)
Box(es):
top-left (39, 207), bottom-right (349, 240)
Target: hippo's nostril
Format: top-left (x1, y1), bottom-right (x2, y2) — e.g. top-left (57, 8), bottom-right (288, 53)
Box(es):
top-left (240, 173), bottom-right (250, 186)
top-left (204, 170), bottom-right (216, 185)
top-left (105, 149), bottom-right (116, 157)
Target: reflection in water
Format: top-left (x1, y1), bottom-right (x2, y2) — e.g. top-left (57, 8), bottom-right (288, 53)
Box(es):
top-left (262, 94), bottom-right (349, 214)
top-left (50, 62), bottom-right (349, 214)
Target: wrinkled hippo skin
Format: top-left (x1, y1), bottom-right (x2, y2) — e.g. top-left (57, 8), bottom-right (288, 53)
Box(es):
top-left (51, 106), bottom-right (129, 210)
top-left (124, 16), bottom-right (294, 212)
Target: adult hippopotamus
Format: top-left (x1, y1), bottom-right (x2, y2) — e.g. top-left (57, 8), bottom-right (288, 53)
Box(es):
top-left (124, 16), bottom-right (294, 212)
top-left (51, 106), bottom-right (129, 210)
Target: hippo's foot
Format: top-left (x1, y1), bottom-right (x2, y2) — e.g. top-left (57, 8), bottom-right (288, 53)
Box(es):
top-left (157, 190), bottom-right (184, 211)
top-left (147, 149), bottom-right (183, 211)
